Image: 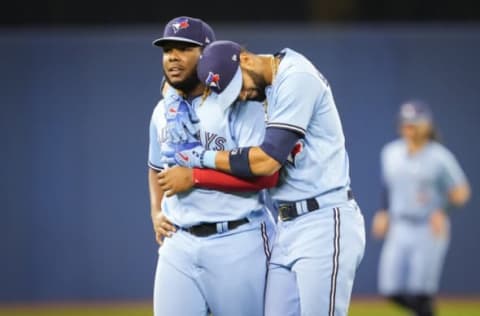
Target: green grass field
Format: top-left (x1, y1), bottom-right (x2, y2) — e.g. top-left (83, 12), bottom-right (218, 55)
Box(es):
top-left (1, 298), bottom-right (479, 316)
top-left (351, 299), bottom-right (480, 316)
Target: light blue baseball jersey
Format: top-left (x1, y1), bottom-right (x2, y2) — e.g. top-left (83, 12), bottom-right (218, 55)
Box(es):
top-left (381, 139), bottom-right (467, 219)
top-left (263, 49), bottom-right (365, 316)
top-left (148, 89), bottom-right (267, 227)
top-left (265, 48), bottom-right (350, 202)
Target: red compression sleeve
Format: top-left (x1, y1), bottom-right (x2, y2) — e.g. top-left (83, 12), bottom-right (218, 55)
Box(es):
top-left (193, 168), bottom-right (279, 191)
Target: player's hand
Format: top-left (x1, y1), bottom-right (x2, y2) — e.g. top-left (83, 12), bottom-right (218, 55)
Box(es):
top-left (157, 166), bottom-right (195, 197)
top-left (151, 211), bottom-right (176, 245)
top-left (430, 209), bottom-right (448, 238)
top-left (165, 100), bottom-right (200, 144)
top-left (371, 210), bottom-right (389, 239)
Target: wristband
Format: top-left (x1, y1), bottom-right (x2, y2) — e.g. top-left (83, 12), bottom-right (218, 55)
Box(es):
top-left (229, 147), bottom-right (254, 178)
top-left (202, 150), bottom-right (217, 168)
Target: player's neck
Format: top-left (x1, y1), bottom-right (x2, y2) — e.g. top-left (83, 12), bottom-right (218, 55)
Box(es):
top-left (179, 83), bottom-right (205, 100)
top-left (259, 54), bottom-right (278, 85)
top-left (406, 138), bottom-right (429, 154)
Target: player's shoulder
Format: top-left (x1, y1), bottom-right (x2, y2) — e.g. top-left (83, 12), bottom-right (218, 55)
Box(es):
top-left (277, 48), bottom-right (329, 90)
top-left (151, 99), bottom-right (166, 126)
top-left (280, 49), bottom-right (317, 75)
top-left (152, 85), bottom-right (181, 119)
top-left (281, 48), bottom-right (310, 67)
top-left (382, 139), bottom-right (405, 157)
top-left (428, 141), bottom-right (456, 161)
top-left (151, 99), bottom-right (165, 116)
top-left (428, 141), bottom-right (448, 152)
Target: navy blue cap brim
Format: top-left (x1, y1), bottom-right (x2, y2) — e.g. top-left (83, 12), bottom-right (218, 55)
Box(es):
top-left (211, 66), bottom-right (243, 107)
top-left (399, 117), bottom-right (432, 125)
top-left (153, 37), bottom-right (203, 47)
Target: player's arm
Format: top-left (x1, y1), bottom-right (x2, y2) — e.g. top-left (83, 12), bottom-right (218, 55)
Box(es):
top-left (448, 184), bottom-right (470, 207)
top-left (148, 168), bottom-right (174, 244)
top-left (158, 166), bottom-right (279, 197)
top-left (148, 110), bottom-right (176, 244)
top-left (149, 169), bottom-right (164, 214)
top-left (372, 185), bottom-right (390, 240)
top-left (441, 149), bottom-right (471, 209)
top-left (428, 148), bottom-right (471, 237)
top-left (372, 150), bottom-right (390, 240)
top-left (209, 128), bottom-right (300, 176)
top-left (208, 101), bottom-right (285, 180)
top-left (202, 73), bottom-right (318, 177)
top-left (174, 73), bottom-right (318, 177)
top-left (158, 102), bottom-right (280, 196)
top-left (193, 167), bottom-right (279, 190)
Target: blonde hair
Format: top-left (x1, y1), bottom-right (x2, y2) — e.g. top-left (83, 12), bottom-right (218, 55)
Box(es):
top-left (199, 87), bottom-right (211, 106)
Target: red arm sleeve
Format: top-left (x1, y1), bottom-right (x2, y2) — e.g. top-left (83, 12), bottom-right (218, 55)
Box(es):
top-left (193, 168), bottom-right (279, 191)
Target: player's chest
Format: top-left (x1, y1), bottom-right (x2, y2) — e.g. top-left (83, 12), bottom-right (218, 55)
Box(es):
top-left (195, 104), bottom-right (235, 150)
top-left (385, 152), bottom-right (440, 186)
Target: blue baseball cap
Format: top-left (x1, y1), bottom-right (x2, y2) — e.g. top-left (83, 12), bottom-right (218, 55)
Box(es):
top-left (153, 16), bottom-right (215, 47)
top-left (197, 40), bottom-right (243, 106)
top-left (398, 100), bottom-right (433, 124)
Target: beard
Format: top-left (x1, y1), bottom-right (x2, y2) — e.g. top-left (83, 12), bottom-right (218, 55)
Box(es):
top-left (244, 68), bottom-right (268, 102)
top-left (164, 68), bottom-right (201, 94)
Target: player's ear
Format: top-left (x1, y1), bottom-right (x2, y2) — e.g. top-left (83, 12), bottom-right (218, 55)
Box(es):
top-left (239, 52), bottom-right (253, 68)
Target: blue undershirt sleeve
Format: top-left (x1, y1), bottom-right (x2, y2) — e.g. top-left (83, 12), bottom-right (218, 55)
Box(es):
top-left (260, 126), bottom-right (302, 165)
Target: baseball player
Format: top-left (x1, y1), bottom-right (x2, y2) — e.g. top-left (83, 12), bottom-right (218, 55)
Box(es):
top-left (163, 40), bottom-right (366, 316)
top-left (148, 17), bottom-right (277, 316)
top-left (372, 100), bottom-right (471, 316)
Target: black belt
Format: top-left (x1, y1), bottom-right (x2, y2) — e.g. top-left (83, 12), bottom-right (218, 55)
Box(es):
top-left (395, 214), bottom-right (429, 224)
top-left (278, 190), bottom-right (354, 221)
top-left (186, 218), bottom-right (249, 237)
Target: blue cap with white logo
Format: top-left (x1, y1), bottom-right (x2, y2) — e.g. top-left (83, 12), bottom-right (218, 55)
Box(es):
top-left (197, 40), bottom-right (243, 106)
top-left (398, 100), bottom-right (433, 124)
top-left (153, 16), bottom-right (215, 47)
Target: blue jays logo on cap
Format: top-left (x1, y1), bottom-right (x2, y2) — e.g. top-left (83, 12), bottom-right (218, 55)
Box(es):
top-left (172, 18), bottom-right (190, 33)
top-left (197, 40), bottom-right (243, 106)
top-left (153, 16), bottom-right (216, 47)
top-left (399, 99), bottom-right (433, 124)
top-left (206, 72), bottom-right (221, 89)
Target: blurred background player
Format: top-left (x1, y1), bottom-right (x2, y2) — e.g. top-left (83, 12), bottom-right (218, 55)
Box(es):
top-left (149, 17), bottom-right (276, 316)
top-left (164, 40), bottom-right (366, 316)
top-left (371, 100), bottom-right (471, 316)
